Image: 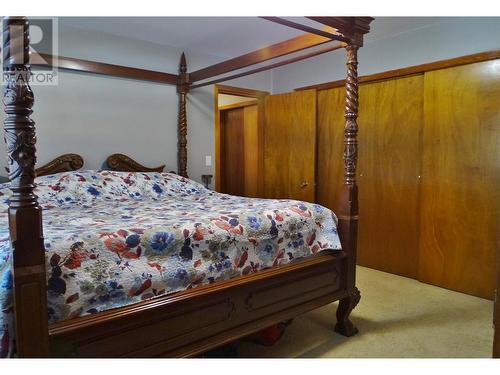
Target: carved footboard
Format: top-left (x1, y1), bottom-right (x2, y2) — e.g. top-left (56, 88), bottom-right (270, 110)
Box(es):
top-left (49, 252), bottom-right (346, 357)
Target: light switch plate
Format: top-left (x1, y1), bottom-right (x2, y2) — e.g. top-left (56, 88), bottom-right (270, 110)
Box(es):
top-left (205, 155), bottom-right (212, 167)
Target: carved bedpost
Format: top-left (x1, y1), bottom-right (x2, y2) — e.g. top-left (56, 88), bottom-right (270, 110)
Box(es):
top-left (334, 42), bottom-right (361, 337)
top-left (177, 52), bottom-right (189, 178)
top-left (2, 16), bottom-right (49, 356)
top-left (325, 17), bottom-right (372, 338)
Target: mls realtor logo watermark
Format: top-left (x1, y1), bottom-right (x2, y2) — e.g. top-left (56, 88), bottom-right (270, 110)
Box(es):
top-left (1, 17), bottom-right (58, 85)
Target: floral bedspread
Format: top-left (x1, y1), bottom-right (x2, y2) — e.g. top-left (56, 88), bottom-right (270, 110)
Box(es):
top-left (0, 170), bottom-right (341, 357)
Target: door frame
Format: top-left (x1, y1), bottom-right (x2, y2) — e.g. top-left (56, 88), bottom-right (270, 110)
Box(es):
top-left (214, 84), bottom-right (269, 193)
top-left (494, 223), bottom-right (500, 357)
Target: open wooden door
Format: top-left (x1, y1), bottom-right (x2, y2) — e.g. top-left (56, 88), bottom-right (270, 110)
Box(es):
top-left (263, 89), bottom-right (316, 202)
top-left (219, 103), bottom-right (259, 197)
top-left (214, 85), bottom-right (269, 197)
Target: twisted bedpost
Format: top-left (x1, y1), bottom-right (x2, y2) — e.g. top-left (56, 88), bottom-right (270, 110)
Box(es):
top-left (334, 43), bottom-right (361, 337)
top-left (177, 52), bottom-right (189, 178)
top-left (2, 16), bottom-right (49, 356)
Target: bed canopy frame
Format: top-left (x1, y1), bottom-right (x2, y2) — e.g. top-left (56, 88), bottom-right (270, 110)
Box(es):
top-left (2, 16), bottom-right (373, 357)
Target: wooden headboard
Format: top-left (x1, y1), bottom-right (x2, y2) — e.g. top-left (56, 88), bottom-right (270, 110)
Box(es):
top-left (35, 154), bottom-right (84, 177)
top-left (105, 153), bottom-right (166, 173)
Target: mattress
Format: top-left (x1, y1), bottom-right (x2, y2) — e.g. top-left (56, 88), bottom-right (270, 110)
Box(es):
top-left (0, 170), bottom-right (341, 357)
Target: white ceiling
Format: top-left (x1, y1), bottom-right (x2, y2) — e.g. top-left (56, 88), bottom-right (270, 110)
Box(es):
top-left (59, 17), bottom-right (446, 59)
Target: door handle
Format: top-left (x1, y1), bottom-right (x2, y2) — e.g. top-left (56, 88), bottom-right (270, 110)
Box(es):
top-left (300, 181), bottom-right (309, 189)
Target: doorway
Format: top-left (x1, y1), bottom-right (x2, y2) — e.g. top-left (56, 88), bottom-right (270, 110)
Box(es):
top-left (214, 85), bottom-right (268, 197)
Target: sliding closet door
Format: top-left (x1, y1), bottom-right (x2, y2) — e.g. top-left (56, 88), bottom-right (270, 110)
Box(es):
top-left (317, 75), bottom-right (424, 278)
top-left (419, 61), bottom-right (500, 299)
top-left (264, 90), bottom-right (316, 202)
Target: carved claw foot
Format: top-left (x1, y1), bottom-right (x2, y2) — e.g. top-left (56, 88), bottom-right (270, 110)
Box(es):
top-left (334, 287), bottom-right (361, 337)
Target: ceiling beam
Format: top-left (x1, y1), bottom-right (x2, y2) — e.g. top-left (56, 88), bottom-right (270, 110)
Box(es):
top-left (37, 53), bottom-right (179, 85)
top-left (189, 30), bottom-right (333, 82)
top-left (191, 42), bottom-right (344, 89)
top-left (260, 17), bottom-right (350, 43)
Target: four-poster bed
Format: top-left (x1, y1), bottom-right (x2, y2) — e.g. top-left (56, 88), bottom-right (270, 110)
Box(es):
top-left (1, 16), bottom-right (373, 357)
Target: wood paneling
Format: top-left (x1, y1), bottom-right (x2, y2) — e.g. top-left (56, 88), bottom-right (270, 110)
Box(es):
top-left (418, 61), bottom-right (500, 299)
top-left (264, 90), bottom-right (316, 202)
top-left (317, 75), bottom-right (424, 278)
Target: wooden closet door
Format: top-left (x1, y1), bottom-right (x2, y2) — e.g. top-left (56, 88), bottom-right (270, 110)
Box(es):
top-left (316, 88), bottom-right (344, 214)
top-left (317, 75), bottom-right (424, 278)
top-left (419, 61), bottom-right (500, 299)
top-left (263, 90), bottom-right (316, 202)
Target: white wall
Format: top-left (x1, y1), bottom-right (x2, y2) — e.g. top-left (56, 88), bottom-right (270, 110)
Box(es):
top-left (272, 17), bottom-right (500, 93)
top-left (0, 23), bottom-right (211, 178)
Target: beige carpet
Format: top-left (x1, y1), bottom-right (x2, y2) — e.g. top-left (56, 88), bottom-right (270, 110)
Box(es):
top-left (237, 266), bottom-right (494, 358)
